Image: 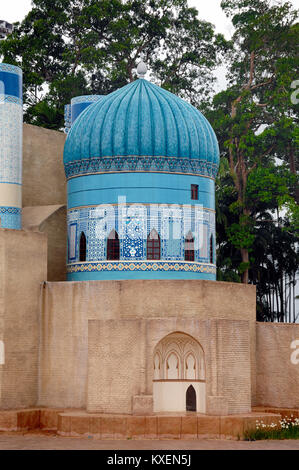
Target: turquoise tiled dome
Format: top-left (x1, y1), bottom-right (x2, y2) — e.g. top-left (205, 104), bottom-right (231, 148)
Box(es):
top-left (63, 79), bottom-right (219, 178)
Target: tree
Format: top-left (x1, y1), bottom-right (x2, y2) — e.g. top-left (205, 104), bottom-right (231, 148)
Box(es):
top-left (215, 158), bottom-right (298, 321)
top-left (215, 0), bottom-right (298, 283)
top-left (0, 0), bottom-right (226, 129)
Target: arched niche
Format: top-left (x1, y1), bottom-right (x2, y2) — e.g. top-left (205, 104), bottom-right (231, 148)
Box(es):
top-left (153, 332), bottom-right (206, 413)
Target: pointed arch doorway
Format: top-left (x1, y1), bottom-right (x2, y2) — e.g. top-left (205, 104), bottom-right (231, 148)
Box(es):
top-left (186, 385), bottom-right (197, 412)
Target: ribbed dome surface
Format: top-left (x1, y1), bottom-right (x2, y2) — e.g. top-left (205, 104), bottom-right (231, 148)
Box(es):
top-left (63, 79), bottom-right (219, 174)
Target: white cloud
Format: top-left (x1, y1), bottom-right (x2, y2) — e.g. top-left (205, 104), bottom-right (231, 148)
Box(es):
top-left (1, 0), bottom-right (32, 23)
top-left (188, 0), bottom-right (234, 38)
top-left (1, 0), bottom-right (297, 93)
top-left (1, 0), bottom-right (298, 27)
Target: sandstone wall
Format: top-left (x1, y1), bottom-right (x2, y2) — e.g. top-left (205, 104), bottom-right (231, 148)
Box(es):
top-left (256, 322), bottom-right (299, 409)
top-left (38, 280), bottom-right (256, 410)
top-left (23, 124), bottom-right (66, 207)
top-left (87, 317), bottom-right (251, 415)
top-left (22, 124), bottom-right (67, 281)
top-left (0, 229), bottom-right (47, 409)
top-left (39, 206), bottom-right (67, 281)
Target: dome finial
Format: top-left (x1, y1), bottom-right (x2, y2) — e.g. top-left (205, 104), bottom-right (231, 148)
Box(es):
top-left (137, 57), bottom-right (147, 79)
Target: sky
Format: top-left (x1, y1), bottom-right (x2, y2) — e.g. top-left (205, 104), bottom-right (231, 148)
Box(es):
top-left (2, 0), bottom-right (298, 31)
top-left (1, 0), bottom-right (298, 90)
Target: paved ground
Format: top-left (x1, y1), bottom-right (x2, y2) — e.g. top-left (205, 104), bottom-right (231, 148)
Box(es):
top-left (0, 433), bottom-right (299, 450)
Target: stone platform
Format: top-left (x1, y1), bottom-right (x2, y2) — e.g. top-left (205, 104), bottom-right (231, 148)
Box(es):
top-left (1, 408), bottom-right (296, 440)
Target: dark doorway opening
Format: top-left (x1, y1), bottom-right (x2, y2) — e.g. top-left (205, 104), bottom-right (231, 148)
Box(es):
top-left (186, 385), bottom-right (197, 412)
top-left (79, 232), bottom-right (87, 262)
top-left (107, 229), bottom-right (120, 260)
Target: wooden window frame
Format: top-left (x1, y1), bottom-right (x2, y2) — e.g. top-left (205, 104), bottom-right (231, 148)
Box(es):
top-left (185, 233), bottom-right (195, 262)
top-left (147, 229), bottom-right (161, 260)
top-left (191, 184), bottom-right (198, 200)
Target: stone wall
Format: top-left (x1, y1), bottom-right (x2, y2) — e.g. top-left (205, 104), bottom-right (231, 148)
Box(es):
top-left (23, 124), bottom-right (66, 207)
top-left (0, 229), bottom-right (47, 409)
top-left (39, 206), bottom-right (67, 281)
top-left (87, 317), bottom-right (251, 415)
top-left (38, 279), bottom-right (256, 411)
top-left (256, 322), bottom-right (299, 409)
top-left (22, 124), bottom-right (67, 281)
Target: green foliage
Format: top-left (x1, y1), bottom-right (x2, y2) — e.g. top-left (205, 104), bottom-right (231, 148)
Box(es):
top-left (227, 217), bottom-right (255, 251)
top-left (246, 165), bottom-right (297, 211)
top-left (212, 0), bottom-right (299, 285)
top-left (0, 0), bottom-right (227, 128)
top-left (0, 0), bottom-right (297, 319)
top-left (244, 417), bottom-right (299, 441)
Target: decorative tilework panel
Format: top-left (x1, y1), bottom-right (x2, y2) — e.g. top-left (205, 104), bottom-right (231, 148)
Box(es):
top-left (64, 156), bottom-right (218, 179)
top-left (0, 206), bottom-right (21, 229)
top-left (64, 104), bottom-right (71, 134)
top-left (0, 102), bottom-right (22, 184)
top-left (0, 63), bottom-right (22, 76)
top-left (67, 204), bottom-right (216, 266)
top-left (67, 260), bottom-right (216, 275)
top-left (71, 95), bottom-right (102, 105)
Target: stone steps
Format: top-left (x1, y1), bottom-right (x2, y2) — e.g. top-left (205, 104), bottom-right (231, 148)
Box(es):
top-left (0, 408), bottom-right (291, 439)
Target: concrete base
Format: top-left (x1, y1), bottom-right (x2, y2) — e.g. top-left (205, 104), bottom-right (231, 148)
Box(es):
top-left (0, 408), bottom-right (293, 440)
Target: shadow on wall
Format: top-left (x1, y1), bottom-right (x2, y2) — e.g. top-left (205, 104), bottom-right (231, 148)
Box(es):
top-left (23, 205), bottom-right (67, 281)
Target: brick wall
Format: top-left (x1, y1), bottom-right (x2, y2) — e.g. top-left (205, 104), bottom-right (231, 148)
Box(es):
top-left (87, 318), bottom-right (251, 414)
top-left (38, 280), bottom-right (256, 410)
top-left (23, 124), bottom-right (66, 207)
top-left (0, 229), bottom-right (47, 409)
top-left (256, 322), bottom-right (299, 409)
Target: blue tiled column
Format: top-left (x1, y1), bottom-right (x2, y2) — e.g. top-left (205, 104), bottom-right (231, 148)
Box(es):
top-left (71, 95), bottom-right (103, 125)
top-left (0, 63), bottom-right (22, 229)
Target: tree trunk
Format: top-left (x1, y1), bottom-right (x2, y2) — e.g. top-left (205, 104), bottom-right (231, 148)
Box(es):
top-left (241, 248), bottom-right (249, 284)
top-left (289, 146), bottom-right (299, 203)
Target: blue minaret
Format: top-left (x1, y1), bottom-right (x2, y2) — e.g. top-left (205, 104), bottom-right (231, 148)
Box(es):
top-left (0, 63), bottom-right (22, 229)
top-left (64, 95), bottom-right (103, 134)
top-left (71, 95), bottom-right (103, 125)
top-left (64, 61), bottom-right (219, 281)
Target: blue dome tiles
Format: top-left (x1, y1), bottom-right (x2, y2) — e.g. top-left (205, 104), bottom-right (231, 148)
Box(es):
top-left (64, 76), bottom-right (219, 281)
top-left (64, 79), bottom-right (220, 179)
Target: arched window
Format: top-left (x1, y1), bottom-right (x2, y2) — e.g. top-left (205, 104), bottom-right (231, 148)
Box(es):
top-left (186, 385), bottom-right (197, 412)
top-left (185, 231), bottom-right (195, 261)
top-left (210, 234), bottom-right (214, 264)
top-left (107, 229), bottom-right (120, 260)
top-left (185, 353), bottom-right (196, 380)
top-left (147, 229), bottom-right (161, 260)
top-left (166, 352), bottom-right (180, 379)
top-left (79, 232), bottom-right (87, 262)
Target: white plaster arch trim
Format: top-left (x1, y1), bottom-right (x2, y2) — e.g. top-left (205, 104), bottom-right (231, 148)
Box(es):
top-left (161, 340), bottom-right (182, 360)
top-left (165, 350), bottom-right (180, 380)
top-left (153, 331), bottom-right (206, 381)
top-left (184, 340), bottom-right (206, 380)
top-left (184, 352), bottom-right (197, 380)
top-left (153, 351), bottom-right (162, 380)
